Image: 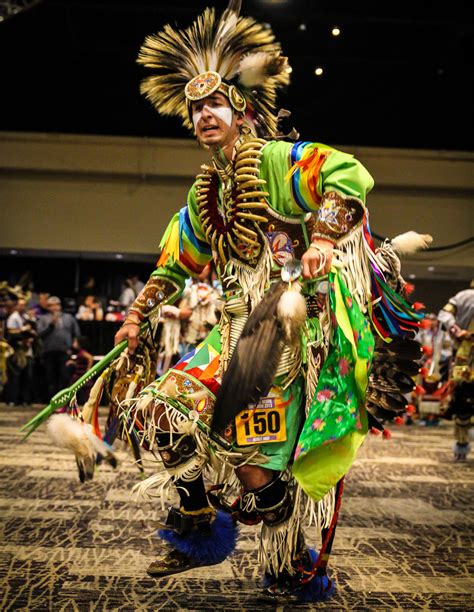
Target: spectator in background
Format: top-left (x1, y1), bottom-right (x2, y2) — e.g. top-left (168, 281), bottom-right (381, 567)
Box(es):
top-left (5, 299), bottom-right (36, 406)
top-left (118, 278), bottom-right (136, 309)
top-left (132, 275), bottom-right (144, 295)
top-left (0, 283), bottom-right (18, 323)
top-left (31, 292), bottom-right (51, 318)
top-left (24, 307), bottom-right (46, 405)
top-left (37, 296), bottom-right (81, 397)
top-left (119, 275), bottom-right (144, 310)
top-left (0, 330), bottom-right (14, 398)
top-left (76, 295), bottom-right (104, 321)
top-left (6, 298), bottom-right (30, 336)
top-left (4, 328), bottom-right (35, 406)
top-left (156, 263), bottom-right (221, 375)
top-left (79, 276), bottom-right (97, 298)
top-left (178, 262), bottom-right (221, 355)
top-left (66, 335), bottom-right (94, 404)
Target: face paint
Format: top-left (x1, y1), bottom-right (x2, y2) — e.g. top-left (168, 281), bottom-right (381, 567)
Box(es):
top-left (211, 105), bottom-right (233, 127)
top-left (192, 104), bottom-right (233, 129)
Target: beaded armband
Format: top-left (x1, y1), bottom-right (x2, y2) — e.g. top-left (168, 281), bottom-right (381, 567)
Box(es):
top-left (128, 276), bottom-right (181, 321)
top-left (311, 190), bottom-right (365, 244)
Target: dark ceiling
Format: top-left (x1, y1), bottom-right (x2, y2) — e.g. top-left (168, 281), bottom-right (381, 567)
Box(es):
top-left (1, 0), bottom-right (472, 150)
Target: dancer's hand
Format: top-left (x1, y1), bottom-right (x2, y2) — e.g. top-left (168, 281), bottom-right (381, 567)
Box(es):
top-left (115, 318), bottom-right (140, 354)
top-left (301, 238), bottom-right (334, 279)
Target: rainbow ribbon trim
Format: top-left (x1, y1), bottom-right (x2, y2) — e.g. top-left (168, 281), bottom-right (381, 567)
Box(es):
top-left (287, 142), bottom-right (331, 212)
top-left (363, 215), bottom-right (424, 340)
top-left (158, 206), bottom-right (211, 275)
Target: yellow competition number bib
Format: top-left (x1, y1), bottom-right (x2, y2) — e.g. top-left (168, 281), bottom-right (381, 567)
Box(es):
top-left (235, 395), bottom-right (287, 446)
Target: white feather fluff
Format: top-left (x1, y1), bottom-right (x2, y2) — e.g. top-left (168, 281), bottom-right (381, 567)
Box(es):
top-left (277, 285), bottom-right (307, 347)
top-left (47, 413), bottom-right (93, 460)
top-left (238, 52), bottom-right (283, 88)
top-left (391, 231), bottom-right (433, 256)
top-left (47, 413), bottom-right (114, 462)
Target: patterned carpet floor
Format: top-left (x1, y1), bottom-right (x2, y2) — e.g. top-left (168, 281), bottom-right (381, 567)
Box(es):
top-left (0, 403), bottom-right (473, 611)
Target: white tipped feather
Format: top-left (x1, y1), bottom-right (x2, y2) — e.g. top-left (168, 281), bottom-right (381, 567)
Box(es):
top-left (391, 231), bottom-right (433, 256)
top-left (238, 52), bottom-right (287, 88)
top-left (277, 285), bottom-right (307, 347)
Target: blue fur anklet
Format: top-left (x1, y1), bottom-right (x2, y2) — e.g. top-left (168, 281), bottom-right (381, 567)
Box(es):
top-left (263, 547), bottom-right (336, 602)
top-left (158, 510), bottom-right (237, 565)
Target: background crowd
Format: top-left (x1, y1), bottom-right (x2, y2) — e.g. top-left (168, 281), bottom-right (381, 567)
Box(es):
top-left (0, 273), bottom-right (471, 457)
top-left (0, 265), bottom-right (223, 407)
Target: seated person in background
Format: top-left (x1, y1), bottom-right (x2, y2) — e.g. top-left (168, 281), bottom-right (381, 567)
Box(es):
top-left (76, 295), bottom-right (104, 321)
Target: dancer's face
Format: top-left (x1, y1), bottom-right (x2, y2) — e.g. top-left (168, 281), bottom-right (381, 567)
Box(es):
top-left (192, 93), bottom-right (242, 150)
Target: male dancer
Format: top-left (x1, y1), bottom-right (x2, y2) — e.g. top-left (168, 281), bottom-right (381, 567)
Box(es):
top-left (115, 0), bottom-right (423, 601)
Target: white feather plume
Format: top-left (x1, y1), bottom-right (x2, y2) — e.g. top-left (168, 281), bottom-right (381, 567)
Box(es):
top-left (391, 231), bottom-right (433, 256)
top-left (238, 52), bottom-right (288, 88)
top-left (46, 414), bottom-right (116, 481)
top-left (47, 413), bottom-right (94, 459)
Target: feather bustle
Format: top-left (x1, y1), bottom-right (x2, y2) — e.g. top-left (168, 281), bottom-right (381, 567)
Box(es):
top-left (366, 336), bottom-right (422, 422)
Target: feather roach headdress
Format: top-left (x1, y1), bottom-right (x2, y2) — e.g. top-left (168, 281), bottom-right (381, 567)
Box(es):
top-left (137, 0), bottom-right (291, 137)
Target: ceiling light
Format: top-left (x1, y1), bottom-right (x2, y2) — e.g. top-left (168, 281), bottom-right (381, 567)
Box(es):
top-left (331, 26), bottom-right (341, 36)
top-left (299, 23), bottom-right (307, 31)
top-left (115, 253), bottom-right (124, 259)
top-left (314, 67), bottom-right (324, 76)
top-left (9, 249), bottom-right (18, 255)
top-left (427, 266), bottom-right (435, 272)
top-left (408, 273), bottom-right (416, 279)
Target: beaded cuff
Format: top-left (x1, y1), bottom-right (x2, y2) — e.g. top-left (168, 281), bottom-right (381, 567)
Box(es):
top-left (128, 276), bottom-right (181, 321)
top-left (311, 190), bottom-right (365, 244)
